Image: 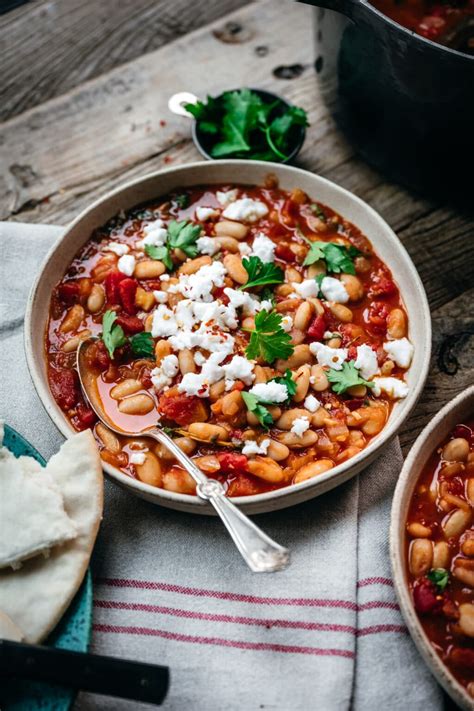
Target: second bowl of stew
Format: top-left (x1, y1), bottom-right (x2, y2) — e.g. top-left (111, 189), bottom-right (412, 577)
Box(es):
top-left (25, 160), bottom-right (430, 514)
top-left (391, 386), bottom-right (474, 710)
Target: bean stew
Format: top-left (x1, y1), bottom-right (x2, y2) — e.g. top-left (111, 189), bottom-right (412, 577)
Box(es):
top-left (46, 178), bottom-right (414, 497)
top-left (406, 422), bottom-right (474, 697)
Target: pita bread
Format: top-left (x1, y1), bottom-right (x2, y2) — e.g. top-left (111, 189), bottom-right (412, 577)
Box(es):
top-left (0, 449), bottom-right (77, 569)
top-left (0, 430), bottom-right (103, 643)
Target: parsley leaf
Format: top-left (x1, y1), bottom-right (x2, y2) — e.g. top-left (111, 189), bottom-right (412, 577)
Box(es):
top-left (167, 220), bottom-right (202, 258)
top-left (260, 287), bottom-right (276, 307)
top-left (173, 193), bottom-right (190, 209)
top-left (302, 239), bottom-right (361, 274)
top-left (310, 203), bottom-right (327, 221)
top-left (315, 273), bottom-right (325, 297)
top-left (130, 332), bottom-right (155, 358)
top-left (145, 243), bottom-right (173, 271)
top-left (239, 256), bottom-right (284, 291)
top-left (427, 568), bottom-right (449, 592)
top-left (185, 89), bottom-right (308, 162)
top-left (245, 309), bottom-right (294, 364)
top-left (101, 310), bottom-right (127, 359)
top-left (327, 361), bottom-right (375, 395)
top-left (241, 392), bottom-right (274, 430)
top-left (269, 369), bottom-right (297, 402)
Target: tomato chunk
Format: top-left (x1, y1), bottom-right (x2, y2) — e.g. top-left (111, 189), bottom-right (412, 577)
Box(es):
top-left (49, 368), bottom-right (79, 410)
top-left (365, 301), bottom-right (390, 335)
top-left (217, 452), bottom-right (248, 475)
top-left (413, 578), bottom-right (443, 615)
top-left (274, 243), bottom-right (295, 263)
top-left (105, 271), bottom-right (128, 304)
top-left (76, 401), bottom-right (97, 429)
top-left (84, 340), bottom-right (111, 372)
top-left (118, 278), bottom-right (138, 315)
top-left (307, 314), bottom-right (327, 341)
top-left (116, 314), bottom-right (144, 334)
top-left (159, 392), bottom-right (204, 426)
top-left (226, 473), bottom-right (264, 497)
top-left (57, 281), bottom-right (80, 304)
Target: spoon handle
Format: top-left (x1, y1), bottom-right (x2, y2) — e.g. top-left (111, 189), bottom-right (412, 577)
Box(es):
top-left (149, 429), bottom-right (290, 573)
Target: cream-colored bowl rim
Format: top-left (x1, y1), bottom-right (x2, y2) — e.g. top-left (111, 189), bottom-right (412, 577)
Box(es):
top-left (25, 160), bottom-right (431, 514)
top-left (390, 385), bottom-right (474, 710)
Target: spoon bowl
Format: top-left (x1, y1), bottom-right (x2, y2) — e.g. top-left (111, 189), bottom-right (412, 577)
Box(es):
top-left (77, 338), bottom-right (290, 573)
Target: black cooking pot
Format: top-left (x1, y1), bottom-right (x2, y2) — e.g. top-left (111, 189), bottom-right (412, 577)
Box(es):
top-left (302, 0), bottom-right (473, 204)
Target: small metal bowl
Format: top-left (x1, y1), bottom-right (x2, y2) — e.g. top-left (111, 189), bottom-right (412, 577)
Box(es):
top-left (168, 88), bottom-right (306, 164)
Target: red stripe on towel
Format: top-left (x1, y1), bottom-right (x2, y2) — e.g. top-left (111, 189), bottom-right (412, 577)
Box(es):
top-left (92, 623), bottom-right (355, 658)
top-left (357, 577), bottom-right (393, 588)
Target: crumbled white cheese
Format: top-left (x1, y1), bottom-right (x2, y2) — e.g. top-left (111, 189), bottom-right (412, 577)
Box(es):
top-left (372, 377), bottom-right (409, 399)
top-left (291, 417), bottom-right (310, 437)
top-left (178, 352), bottom-right (226, 398)
top-left (153, 290), bottom-right (168, 304)
top-left (194, 351), bottom-right (206, 366)
top-left (259, 300), bottom-right (273, 311)
top-left (250, 233), bottom-right (275, 263)
top-left (216, 189), bottom-right (238, 206)
top-left (281, 315), bottom-right (293, 332)
top-left (320, 277), bottom-right (349, 304)
top-left (310, 342), bottom-right (348, 371)
top-left (160, 274), bottom-right (170, 282)
top-left (130, 452), bottom-right (147, 465)
top-left (304, 394), bottom-right (320, 412)
top-left (354, 344), bottom-right (379, 380)
top-left (105, 242), bottom-right (130, 256)
top-left (151, 305), bottom-right (179, 338)
top-left (222, 198), bottom-right (268, 223)
top-left (249, 381), bottom-right (288, 403)
top-left (196, 236), bottom-right (219, 256)
top-left (242, 438), bottom-right (271, 456)
top-left (117, 254), bottom-right (136, 276)
top-left (137, 220), bottom-right (168, 249)
top-left (151, 354), bottom-right (179, 392)
top-left (292, 279), bottom-right (319, 298)
top-left (238, 242), bottom-right (252, 256)
top-left (168, 261), bottom-right (226, 302)
top-left (196, 206), bottom-right (220, 221)
top-left (383, 338), bottom-right (414, 369)
top-left (222, 355), bottom-right (255, 385)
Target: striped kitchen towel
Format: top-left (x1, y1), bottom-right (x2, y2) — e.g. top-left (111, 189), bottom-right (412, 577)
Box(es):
top-left (0, 222), bottom-right (443, 710)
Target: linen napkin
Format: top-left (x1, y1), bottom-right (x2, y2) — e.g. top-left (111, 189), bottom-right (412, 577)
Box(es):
top-left (0, 222), bottom-right (443, 710)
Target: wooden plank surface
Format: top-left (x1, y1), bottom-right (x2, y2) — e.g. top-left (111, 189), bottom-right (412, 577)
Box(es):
top-left (0, 0), bottom-right (472, 452)
top-left (0, 0), bottom-right (250, 122)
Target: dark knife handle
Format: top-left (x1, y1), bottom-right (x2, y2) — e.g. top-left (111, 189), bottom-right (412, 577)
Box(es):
top-left (0, 639), bottom-right (169, 705)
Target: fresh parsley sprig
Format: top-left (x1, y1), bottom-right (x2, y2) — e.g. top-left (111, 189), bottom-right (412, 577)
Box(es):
top-left (327, 361), bottom-right (374, 395)
top-left (144, 219), bottom-right (202, 270)
top-left (302, 237), bottom-right (361, 274)
top-left (185, 89), bottom-right (308, 163)
top-left (130, 332), bottom-right (154, 358)
top-left (241, 392), bottom-right (274, 430)
top-left (101, 310), bottom-right (154, 360)
top-left (244, 310), bottom-right (294, 364)
top-left (427, 568), bottom-right (449, 593)
top-left (239, 256), bottom-right (284, 291)
top-left (102, 310), bottom-right (127, 359)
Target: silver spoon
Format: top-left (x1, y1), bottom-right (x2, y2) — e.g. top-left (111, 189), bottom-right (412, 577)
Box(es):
top-left (77, 339), bottom-right (290, 573)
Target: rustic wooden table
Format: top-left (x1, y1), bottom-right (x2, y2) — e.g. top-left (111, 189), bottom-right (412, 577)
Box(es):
top-left (0, 0), bottom-right (472, 448)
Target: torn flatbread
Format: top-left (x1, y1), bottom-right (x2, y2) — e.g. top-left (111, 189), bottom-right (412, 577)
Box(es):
top-left (0, 430), bottom-right (103, 643)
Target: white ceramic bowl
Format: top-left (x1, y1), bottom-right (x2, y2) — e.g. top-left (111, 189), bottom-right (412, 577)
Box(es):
top-left (390, 386), bottom-right (474, 710)
top-left (25, 160), bottom-right (431, 515)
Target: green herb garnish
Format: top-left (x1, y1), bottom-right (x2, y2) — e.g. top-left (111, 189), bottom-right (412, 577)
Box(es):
top-left (244, 310), bottom-right (294, 364)
top-left (173, 193), bottom-right (190, 209)
top-left (144, 219), bottom-right (202, 270)
top-left (310, 203), bottom-right (327, 221)
top-left (239, 256), bottom-right (284, 291)
top-left (269, 369), bottom-right (296, 402)
top-left (145, 244), bottom-right (173, 271)
top-left (302, 238), bottom-right (361, 274)
top-left (130, 332), bottom-right (155, 358)
top-left (241, 392), bottom-right (274, 430)
top-left (185, 89), bottom-right (309, 162)
top-left (327, 361), bottom-right (375, 395)
top-left (427, 568), bottom-right (449, 592)
top-left (101, 310), bottom-right (127, 359)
